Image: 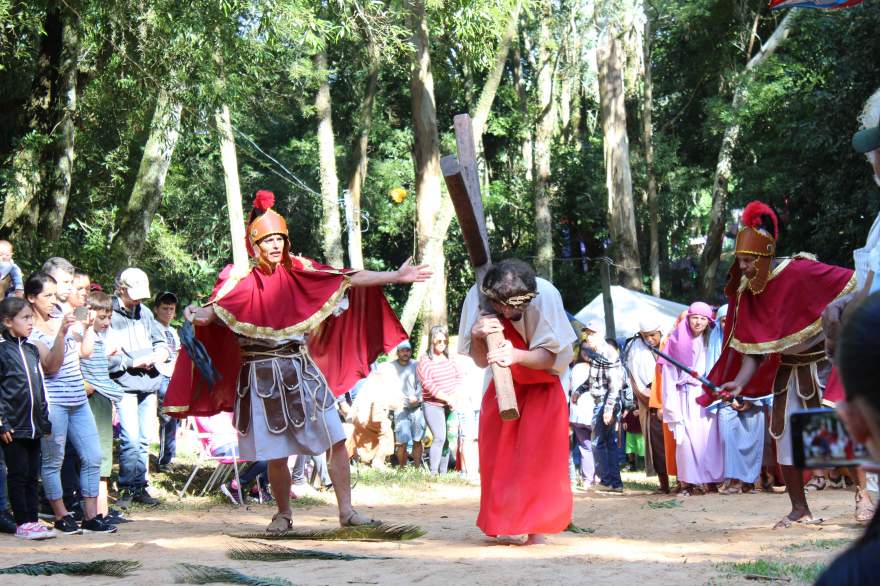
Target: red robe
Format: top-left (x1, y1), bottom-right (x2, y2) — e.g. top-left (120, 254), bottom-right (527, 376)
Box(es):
top-left (477, 319), bottom-right (572, 536)
top-left (701, 256), bottom-right (855, 406)
top-left (164, 256), bottom-right (407, 417)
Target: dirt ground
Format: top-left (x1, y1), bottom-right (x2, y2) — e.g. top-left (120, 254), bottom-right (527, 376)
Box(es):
top-left (0, 473), bottom-right (864, 585)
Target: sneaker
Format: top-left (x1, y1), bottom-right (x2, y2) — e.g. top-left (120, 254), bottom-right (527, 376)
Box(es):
top-left (16, 522), bottom-right (56, 540)
top-left (132, 488), bottom-right (161, 507)
top-left (0, 510), bottom-right (16, 534)
top-left (115, 490), bottom-right (134, 510)
top-left (81, 515), bottom-right (118, 534)
top-left (106, 508), bottom-right (132, 525)
top-left (220, 483), bottom-right (243, 505)
top-left (54, 513), bottom-right (83, 535)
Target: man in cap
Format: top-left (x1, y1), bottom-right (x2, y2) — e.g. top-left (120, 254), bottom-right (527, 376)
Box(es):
top-left (573, 319), bottom-right (625, 493)
top-left (107, 268), bottom-right (170, 508)
top-left (624, 318), bottom-right (669, 493)
top-left (379, 341), bottom-right (425, 468)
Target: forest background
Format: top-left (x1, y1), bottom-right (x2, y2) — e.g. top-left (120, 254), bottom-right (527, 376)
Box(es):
top-left (1, 0), bottom-right (878, 339)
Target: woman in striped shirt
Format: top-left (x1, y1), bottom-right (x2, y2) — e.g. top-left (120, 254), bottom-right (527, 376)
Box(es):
top-left (26, 271), bottom-right (109, 534)
top-left (417, 325), bottom-right (463, 474)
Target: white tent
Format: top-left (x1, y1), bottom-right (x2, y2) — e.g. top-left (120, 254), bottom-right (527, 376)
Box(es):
top-left (573, 286), bottom-right (688, 339)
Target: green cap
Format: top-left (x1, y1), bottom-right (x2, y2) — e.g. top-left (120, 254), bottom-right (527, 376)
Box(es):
top-left (853, 124), bottom-right (880, 153)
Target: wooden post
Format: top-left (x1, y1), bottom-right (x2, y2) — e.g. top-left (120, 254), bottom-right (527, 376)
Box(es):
top-left (600, 257), bottom-right (616, 340)
top-left (215, 105), bottom-right (249, 273)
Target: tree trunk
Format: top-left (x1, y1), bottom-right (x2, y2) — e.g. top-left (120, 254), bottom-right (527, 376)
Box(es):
top-left (110, 90), bottom-right (182, 264)
top-left (532, 0), bottom-right (556, 280)
top-left (314, 51), bottom-right (345, 268)
top-left (596, 23), bottom-right (643, 290)
top-left (697, 12), bottom-right (795, 298)
top-left (40, 10), bottom-right (79, 240)
top-left (1, 5), bottom-right (63, 235)
top-left (642, 9), bottom-right (660, 297)
top-left (512, 42), bottom-right (533, 182)
top-left (408, 0), bottom-right (447, 326)
top-left (345, 51), bottom-right (379, 271)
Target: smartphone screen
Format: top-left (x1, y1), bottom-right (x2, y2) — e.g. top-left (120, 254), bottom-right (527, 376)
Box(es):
top-left (74, 306), bottom-right (89, 322)
top-left (790, 408), bottom-right (870, 469)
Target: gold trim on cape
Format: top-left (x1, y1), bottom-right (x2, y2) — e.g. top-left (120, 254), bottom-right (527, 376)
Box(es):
top-left (213, 275), bottom-right (352, 342)
top-left (729, 271), bottom-right (856, 355)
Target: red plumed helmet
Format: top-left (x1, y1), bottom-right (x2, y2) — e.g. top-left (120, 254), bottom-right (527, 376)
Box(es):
top-left (742, 200), bottom-right (778, 240)
top-left (253, 190), bottom-right (275, 212)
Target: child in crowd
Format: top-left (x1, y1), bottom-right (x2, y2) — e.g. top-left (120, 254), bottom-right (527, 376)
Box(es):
top-left (0, 297), bottom-right (55, 539)
top-left (81, 291), bottom-right (127, 524)
top-left (0, 240), bottom-right (23, 298)
top-left (154, 291), bottom-right (180, 471)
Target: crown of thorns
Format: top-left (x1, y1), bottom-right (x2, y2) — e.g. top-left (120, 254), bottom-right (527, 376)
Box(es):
top-left (481, 288), bottom-right (538, 307)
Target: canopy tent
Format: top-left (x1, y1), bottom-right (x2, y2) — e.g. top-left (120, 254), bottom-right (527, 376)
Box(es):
top-left (573, 286), bottom-right (689, 339)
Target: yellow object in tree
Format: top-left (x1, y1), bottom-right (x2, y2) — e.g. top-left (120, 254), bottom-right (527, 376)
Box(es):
top-left (389, 187), bottom-right (407, 204)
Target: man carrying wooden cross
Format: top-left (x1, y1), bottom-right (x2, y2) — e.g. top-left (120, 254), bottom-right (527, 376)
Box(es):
top-left (458, 258), bottom-right (576, 545)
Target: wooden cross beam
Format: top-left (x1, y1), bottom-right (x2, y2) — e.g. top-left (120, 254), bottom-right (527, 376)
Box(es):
top-left (442, 114), bottom-right (518, 421)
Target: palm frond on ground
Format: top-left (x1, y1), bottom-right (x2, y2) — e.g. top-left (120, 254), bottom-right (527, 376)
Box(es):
top-left (173, 563), bottom-right (290, 586)
top-left (229, 523), bottom-right (426, 541)
top-left (0, 560), bottom-right (141, 577)
top-left (227, 541), bottom-right (392, 561)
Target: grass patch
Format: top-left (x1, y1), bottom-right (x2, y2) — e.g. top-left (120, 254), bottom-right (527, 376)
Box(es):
top-left (717, 559), bottom-right (826, 584)
top-left (624, 479), bottom-right (660, 492)
top-left (783, 538), bottom-right (852, 552)
top-left (353, 466), bottom-right (471, 489)
top-left (643, 499), bottom-right (681, 509)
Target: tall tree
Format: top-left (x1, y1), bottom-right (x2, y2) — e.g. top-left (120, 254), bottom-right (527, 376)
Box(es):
top-left (407, 0), bottom-right (447, 326)
top-left (314, 50), bottom-right (345, 267)
top-left (642, 3), bottom-right (660, 297)
top-left (696, 11), bottom-right (795, 298)
top-left (39, 7), bottom-right (79, 240)
top-left (532, 0), bottom-right (557, 280)
top-left (596, 20), bottom-right (642, 289)
top-left (110, 90), bottom-right (182, 264)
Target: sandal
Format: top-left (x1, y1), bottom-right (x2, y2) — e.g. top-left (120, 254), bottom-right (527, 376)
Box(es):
top-left (827, 475), bottom-right (846, 489)
top-left (772, 515), bottom-right (823, 529)
top-left (266, 510), bottom-right (292, 534)
top-left (855, 490), bottom-right (876, 525)
top-left (340, 509), bottom-right (382, 528)
top-left (805, 476), bottom-right (827, 492)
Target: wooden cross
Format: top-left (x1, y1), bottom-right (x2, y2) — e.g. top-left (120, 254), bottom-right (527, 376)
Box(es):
top-left (441, 114), bottom-right (519, 421)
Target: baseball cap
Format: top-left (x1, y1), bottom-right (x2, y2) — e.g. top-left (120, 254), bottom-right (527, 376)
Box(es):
top-left (583, 319), bottom-right (604, 334)
top-left (118, 268), bottom-right (151, 301)
top-left (853, 123), bottom-right (880, 153)
top-left (397, 340), bottom-right (412, 351)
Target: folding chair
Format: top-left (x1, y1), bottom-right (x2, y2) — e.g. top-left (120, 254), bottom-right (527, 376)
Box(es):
top-left (178, 417), bottom-right (244, 503)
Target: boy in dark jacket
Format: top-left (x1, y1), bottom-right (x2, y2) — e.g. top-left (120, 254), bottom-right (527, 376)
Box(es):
top-left (0, 297), bottom-right (55, 539)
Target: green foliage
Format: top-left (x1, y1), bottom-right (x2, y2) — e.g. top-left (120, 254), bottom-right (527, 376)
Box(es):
top-left (227, 542), bottom-right (392, 561)
top-left (0, 560), bottom-right (141, 577)
top-left (230, 522), bottom-right (426, 541)
top-left (173, 563), bottom-right (290, 586)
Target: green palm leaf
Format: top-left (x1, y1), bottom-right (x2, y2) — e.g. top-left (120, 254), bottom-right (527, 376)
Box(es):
top-left (229, 523), bottom-right (426, 542)
top-left (173, 563), bottom-right (290, 586)
top-left (227, 542), bottom-right (392, 561)
top-left (0, 560), bottom-right (141, 577)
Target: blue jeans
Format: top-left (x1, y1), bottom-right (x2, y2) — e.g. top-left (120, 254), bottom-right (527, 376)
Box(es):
top-left (118, 391), bottom-right (156, 490)
top-left (157, 377), bottom-right (177, 467)
top-left (591, 405), bottom-right (622, 489)
top-left (41, 402), bottom-right (102, 500)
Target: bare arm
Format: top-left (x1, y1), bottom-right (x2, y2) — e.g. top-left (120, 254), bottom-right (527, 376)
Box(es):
top-left (348, 257), bottom-right (432, 288)
top-left (719, 354), bottom-right (761, 396)
top-left (470, 313), bottom-right (555, 370)
top-left (40, 315), bottom-right (76, 375)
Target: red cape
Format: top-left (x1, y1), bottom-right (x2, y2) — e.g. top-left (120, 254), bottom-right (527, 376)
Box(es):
top-left (164, 257), bottom-right (407, 417)
top-left (701, 257), bottom-right (855, 406)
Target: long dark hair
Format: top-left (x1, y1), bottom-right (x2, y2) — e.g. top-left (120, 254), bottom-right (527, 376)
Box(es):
top-left (426, 325), bottom-right (449, 360)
